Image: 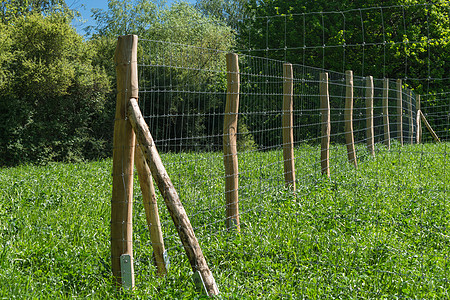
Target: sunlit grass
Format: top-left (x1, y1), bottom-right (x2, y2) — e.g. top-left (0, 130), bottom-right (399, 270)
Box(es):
top-left (1, 142), bottom-right (449, 298)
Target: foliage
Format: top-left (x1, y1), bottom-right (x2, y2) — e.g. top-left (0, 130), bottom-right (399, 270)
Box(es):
top-left (0, 0), bottom-right (237, 165)
top-left (237, 121), bottom-right (258, 151)
top-left (1, 143), bottom-right (449, 297)
top-left (2, 0), bottom-right (446, 164)
top-left (238, 0), bottom-right (450, 95)
top-left (136, 2), bottom-right (235, 151)
top-left (195, 0), bottom-right (253, 29)
top-left (0, 0), bottom-right (71, 23)
top-left (85, 1), bottom-right (236, 152)
top-left (88, 0), bottom-right (159, 38)
top-left (0, 13), bottom-right (112, 166)
top-left (0, 23), bottom-right (12, 91)
top-left (146, 2), bottom-right (233, 45)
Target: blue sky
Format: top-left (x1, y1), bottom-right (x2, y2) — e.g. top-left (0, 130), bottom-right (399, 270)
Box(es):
top-left (69, 0), bottom-right (196, 36)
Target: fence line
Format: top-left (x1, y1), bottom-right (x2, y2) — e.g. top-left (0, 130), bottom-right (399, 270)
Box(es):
top-left (111, 36), bottom-right (449, 296)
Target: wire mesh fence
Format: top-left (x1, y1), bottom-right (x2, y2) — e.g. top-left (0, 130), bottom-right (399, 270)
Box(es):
top-left (114, 34), bottom-right (450, 297)
top-left (105, 2), bottom-right (450, 297)
top-left (421, 92), bottom-right (450, 142)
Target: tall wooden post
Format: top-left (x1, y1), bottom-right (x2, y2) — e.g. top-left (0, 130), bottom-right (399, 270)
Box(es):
top-left (383, 78), bottom-right (390, 149)
top-left (396, 79), bottom-right (403, 146)
top-left (408, 89), bottom-right (414, 144)
top-left (365, 76), bottom-right (375, 156)
top-left (134, 146), bottom-right (167, 276)
top-left (282, 63), bottom-right (296, 189)
top-left (224, 53), bottom-right (240, 231)
top-left (416, 95), bottom-right (422, 144)
top-left (127, 98), bottom-right (220, 296)
top-left (320, 72), bottom-right (330, 177)
top-left (345, 70), bottom-right (357, 169)
top-left (111, 34), bottom-right (138, 288)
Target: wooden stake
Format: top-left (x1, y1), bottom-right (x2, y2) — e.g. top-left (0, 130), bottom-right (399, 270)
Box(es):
top-left (419, 110), bottom-right (441, 143)
top-left (127, 98), bottom-right (220, 296)
top-left (282, 63), bottom-right (296, 189)
top-left (383, 78), bottom-right (390, 149)
top-left (320, 72), bottom-right (330, 177)
top-left (365, 76), bottom-right (375, 156)
top-left (416, 95), bottom-right (422, 143)
top-left (396, 79), bottom-right (403, 146)
top-left (345, 70), bottom-right (357, 169)
top-left (111, 34), bottom-right (138, 288)
top-left (134, 146), bottom-right (167, 276)
top-left (408, 89), bottom-right (414, 144)
top-left (224, 53), bottom-right (240, 231)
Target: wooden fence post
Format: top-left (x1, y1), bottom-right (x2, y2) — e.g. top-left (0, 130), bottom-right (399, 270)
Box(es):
top-left (283, 63), bottom-right (296, 189)
top-left (320, 72), bottom-right (330, 177)
top-left (134, 146), bottom-right (167, 276)
top-left (127, 98), bottom-right (220, 296)
top-left (383, 78), bottom-right (390, 149)
top-left (111, 34), bottom-right (138, 288)
top-left (419, 110), bottom-right (441, 143)
top-left (416, 95), bottom-right (422, 144)
top-left (396, 79), bottom-right (403, 146)
top-left (345, 70), bottom-right (357, 169)
top-left (365, 76), bottom-right (375, 156)
top-left (408, 89), bottom-right (414, 144)
top-left (224, 53), bottom-right (240, 231)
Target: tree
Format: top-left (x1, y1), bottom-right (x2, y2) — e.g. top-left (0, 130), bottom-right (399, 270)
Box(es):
top-left (141, 2), bottom-right (235, 151)
top-left (0, 12), bottom-right (111, 165)
top-left (0, 0), bottom-right (70, 23)
top-left (195, 0), bottom-right (254, 29)
top-left (215, 0), bottom-right (449, 145)
top-left (238, 0), bottom-right (449, 94)
top-left (88, 0), bottom-right (159, 37)
top-left (88, 1), bottom-right (235, 151)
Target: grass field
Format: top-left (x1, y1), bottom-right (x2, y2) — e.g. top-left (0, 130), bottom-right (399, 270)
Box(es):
top-left (1, 142), bottom-right (449, 299)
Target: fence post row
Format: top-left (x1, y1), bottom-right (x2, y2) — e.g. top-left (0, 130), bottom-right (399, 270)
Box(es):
top-left (320, 72), bottom-right (331, 177)
top-left (365, 76), bottom-right (375, 156)
top-left (224, 53), bottom-right (240, 231)
top-left (111, 34), bottom-right (138, 289)
top-left (345, 70), bottom-right (358, 169)
top-left (111, 36), bottom-right (441, 296)
top-left (283, 63), bottom-right (296, 190)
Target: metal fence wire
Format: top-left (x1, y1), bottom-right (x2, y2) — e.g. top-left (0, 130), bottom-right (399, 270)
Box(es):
top-left (124, 36), bottom-right (450, 297)
top-left (115, 3), bottom-right (450, 297)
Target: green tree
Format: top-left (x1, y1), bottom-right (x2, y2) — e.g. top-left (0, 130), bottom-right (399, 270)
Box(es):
top-left (195, 0), bottom-right (253, 29)
top-left (88, 1), bottom-right (235, 151)
top-left (0, 12), bottom-right (111, 165)
top-left (142, 2), bottom-right (235, 150)
top-left (239, 0), bottom-right (449, 94)
top-left (0, 0), bottom-right (70, 23)
top-left (223, 0), bottom-right (449, 145)
top-left (88, 0), bottom-right (159, 37)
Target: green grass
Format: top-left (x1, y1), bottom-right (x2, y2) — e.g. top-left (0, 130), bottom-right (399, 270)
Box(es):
top-left (1, 142), bottom-right (449, 299)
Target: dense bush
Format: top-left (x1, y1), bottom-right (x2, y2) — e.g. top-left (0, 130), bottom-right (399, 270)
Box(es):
top-left (0, 13), bottom-right (113, 166)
